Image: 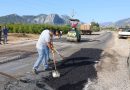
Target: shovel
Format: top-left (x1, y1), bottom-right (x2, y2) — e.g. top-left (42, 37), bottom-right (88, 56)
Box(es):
top-left (54, 47), bottom-right (64, 60)
top-left (52, 52), bottom-right (60, 78)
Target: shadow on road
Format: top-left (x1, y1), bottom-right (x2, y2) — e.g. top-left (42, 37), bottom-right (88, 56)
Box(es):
top-left (43, 48), bottom-right (103, 90)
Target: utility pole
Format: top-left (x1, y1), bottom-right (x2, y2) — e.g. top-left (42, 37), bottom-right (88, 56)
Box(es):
top-left (71, 9), bottom-right (76, 18)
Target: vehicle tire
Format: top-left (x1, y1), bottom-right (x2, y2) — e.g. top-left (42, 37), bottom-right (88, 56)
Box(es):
top-left (77, 35), bottom-right (81, 42)
top-left (118, 36), bottom-right (122, 39)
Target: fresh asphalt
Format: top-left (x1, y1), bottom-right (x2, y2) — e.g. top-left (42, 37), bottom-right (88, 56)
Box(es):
top-left (0, 31), bottom-right (112, 90)
top-left (43, 32), bottom-right (112, 90)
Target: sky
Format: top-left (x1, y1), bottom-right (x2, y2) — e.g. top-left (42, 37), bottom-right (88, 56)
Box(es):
top-left (0, 0), bottom-right (130, 23)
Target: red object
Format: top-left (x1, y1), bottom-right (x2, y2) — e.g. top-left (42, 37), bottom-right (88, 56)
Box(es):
top-left (71, 23), bottom-right (78, 28)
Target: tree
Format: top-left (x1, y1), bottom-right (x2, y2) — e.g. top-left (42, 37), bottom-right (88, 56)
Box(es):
top-left (91, 22), bottom-right (100, 32)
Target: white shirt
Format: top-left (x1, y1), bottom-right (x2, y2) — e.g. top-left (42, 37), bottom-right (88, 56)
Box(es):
top-left (36, 29), bottom-right (51, 49)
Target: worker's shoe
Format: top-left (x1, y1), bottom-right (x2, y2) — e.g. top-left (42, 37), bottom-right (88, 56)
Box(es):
top-left (44, 66), bottom-right (52, 71)
top-left (48, 58), bottom-right (53, 62)
top-left (32, 68), bottom-right (38, 74)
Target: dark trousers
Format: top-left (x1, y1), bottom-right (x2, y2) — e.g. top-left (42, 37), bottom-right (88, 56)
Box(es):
top-left (3, 35), bottom-right (7, 44)
top-left (0, 32), bottom-right (1, 44)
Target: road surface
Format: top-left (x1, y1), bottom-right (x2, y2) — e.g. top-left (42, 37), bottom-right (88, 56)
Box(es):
top-left (0, 31), bottom-right (113, 90)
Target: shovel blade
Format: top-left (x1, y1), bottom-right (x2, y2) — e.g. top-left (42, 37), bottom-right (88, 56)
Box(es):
top-left (52, 70), bottom-right (60, 78)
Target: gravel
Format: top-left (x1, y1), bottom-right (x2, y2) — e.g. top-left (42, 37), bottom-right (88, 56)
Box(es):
top-left (84, 32), bottom-right (130, 90)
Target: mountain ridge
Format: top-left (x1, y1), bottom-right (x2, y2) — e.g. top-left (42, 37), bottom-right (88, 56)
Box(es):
top-left (0, 14), bottom-right (130, 27)
top-left (0, 14), bottom-right (71, 25)
top-left (100, 18), bottom-right (130, 27)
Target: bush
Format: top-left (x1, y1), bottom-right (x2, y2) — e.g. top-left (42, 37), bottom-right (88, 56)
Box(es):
top-left (6, 24), bottom-right (70, 34)
top-left (91, 22), bottom-right (100, 32)
top-left (91, 26), bottom-right (100, 32)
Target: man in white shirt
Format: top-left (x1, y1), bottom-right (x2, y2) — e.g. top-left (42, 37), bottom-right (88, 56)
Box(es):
top-left (33, 29), bottom-right (54, 74)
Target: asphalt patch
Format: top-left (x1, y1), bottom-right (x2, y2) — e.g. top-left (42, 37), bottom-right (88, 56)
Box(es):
top-left (42, 48), bottom-right (103, 90)
top-left (0, 48), bottom-right (103, 90)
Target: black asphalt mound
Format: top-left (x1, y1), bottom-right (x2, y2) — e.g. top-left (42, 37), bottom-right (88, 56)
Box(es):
top-left (42, 48), bottom-right (103, 90)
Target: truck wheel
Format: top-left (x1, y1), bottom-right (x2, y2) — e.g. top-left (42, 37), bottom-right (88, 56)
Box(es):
top-left (82, 31), bottom-right (85, 35)
top-left (77, 35), bottom-right (81, 42)
top-left (118, 35), bottom-right (122, 39)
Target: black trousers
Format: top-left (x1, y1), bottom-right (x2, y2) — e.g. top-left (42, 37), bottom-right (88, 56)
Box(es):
top-left (0, 32), bottom-right (2, 43)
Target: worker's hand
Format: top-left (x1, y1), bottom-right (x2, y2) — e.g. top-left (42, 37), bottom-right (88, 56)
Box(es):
top-left (51, 47), bottom-right (55, 53)
top-left (51, 49), bottom-right (55, 54)
top-left (50, 44), bottom-right (52, 47)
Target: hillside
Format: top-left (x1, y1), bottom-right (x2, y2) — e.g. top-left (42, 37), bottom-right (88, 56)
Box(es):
top-left (0, 14), bottom-right (70, 25)
top-left (1, 14), bottom-right (130, 27)
top-left (100, 18), bottom-right (130, 27)
top-left (100, 22), bottom-right (114, 27)
top-left (115, 18), bottom-right (130, 27)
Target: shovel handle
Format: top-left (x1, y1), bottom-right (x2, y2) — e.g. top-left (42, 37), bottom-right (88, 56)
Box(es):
top-left (52, 52), bottom-right (57, 70)
top-left (54, 48), bottom-right (64, 59)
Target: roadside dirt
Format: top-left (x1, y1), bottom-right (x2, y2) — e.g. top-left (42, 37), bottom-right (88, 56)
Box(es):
top-left (84, 32), bottom-right (130, 90)
top-left (0, 33), bottom-right (38, 51)
top-left (0, 33), bottom-right (38, 63)
top-left (7, 33), bottom-right (39, 44)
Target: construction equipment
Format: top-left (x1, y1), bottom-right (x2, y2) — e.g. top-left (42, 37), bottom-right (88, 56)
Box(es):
top-left (66, 19), bottom-right (81, 42)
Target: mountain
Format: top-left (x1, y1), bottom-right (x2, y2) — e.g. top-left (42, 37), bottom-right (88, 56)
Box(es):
top-left (61, 15), bottom-right (71, 24)
top-left (31, 14), bottom-right (47, 24)
top-left (115, 18), bottom-right (130, 27)
top-left (0, 14), bottom-right (70, 25)
top-left (22, 15), bottom-right (36, 23)
top-left (44, 14), bottom-right (64, 24)
top-left (0, 14), bottom-right (24, 24)
top-left (100, 22), bottom-right (115, 27)
top-left (100, 18), bottom-right (130, 27)
top-left (1, 14), bottom-right (130, 27)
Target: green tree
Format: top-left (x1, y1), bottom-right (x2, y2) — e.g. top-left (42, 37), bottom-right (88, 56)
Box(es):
top-left (91, 22), bottom-right (100, 32)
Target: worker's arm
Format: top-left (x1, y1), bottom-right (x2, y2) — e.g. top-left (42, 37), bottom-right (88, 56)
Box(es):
top-left (46, 32), bottom-right (54, 53)
top-left (47, 42), bottom-right (53, 49)
top-left (47, 41), bottom-right (54, 53)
